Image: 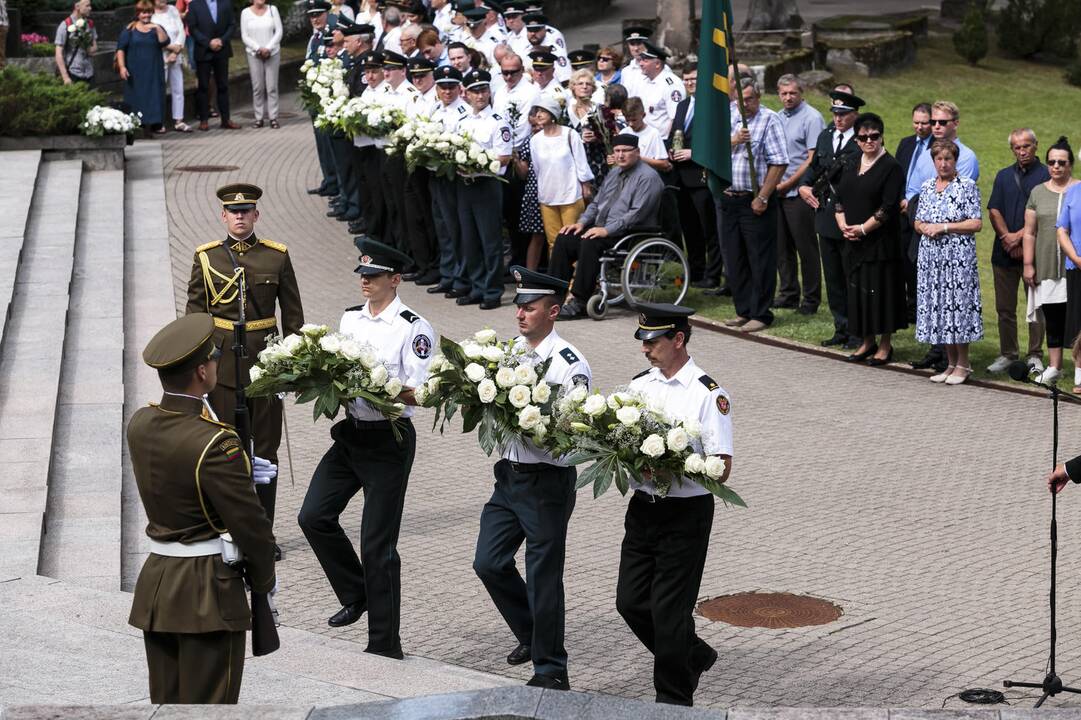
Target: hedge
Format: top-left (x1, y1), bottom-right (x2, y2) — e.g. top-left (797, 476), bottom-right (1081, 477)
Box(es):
top-left (0, 66), bottom-right (107, 137)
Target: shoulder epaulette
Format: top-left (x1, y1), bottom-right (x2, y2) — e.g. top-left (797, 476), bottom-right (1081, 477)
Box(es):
top-left (346, 304), bottom-right (366, 312)
top-left (400, 309), bottom-right (420, 323)
top-left (632, 368), bottom-right (650, 380)
top-left (492, 112), bottom-right (504, 121)
top-left (195, 240), bottom-right (223, 252)
top-left (698, 374), bottom-right (719, 391)
top-left (665, 76), bottom-right (675, 85)
top-left (559, 347), bottom-right (580, 364)
top-left (260, 238), bottom-right (288, 253)
top-left (199, 415), bottom-right (237, 430)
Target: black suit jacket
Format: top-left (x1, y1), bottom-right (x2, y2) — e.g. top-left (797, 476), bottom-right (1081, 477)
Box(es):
top-left (800, 126), bottom-right (860, 239)
top-left (895, 134), bottom-right (919, 176)
top-left (187, 0), bottom-right (235, 61)
top-left (665, 97), bottom-right (706, 189)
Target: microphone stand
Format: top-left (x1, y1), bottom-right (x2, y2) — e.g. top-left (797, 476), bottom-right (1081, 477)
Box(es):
top-left (1004, 373), bottom-right (1081, 706)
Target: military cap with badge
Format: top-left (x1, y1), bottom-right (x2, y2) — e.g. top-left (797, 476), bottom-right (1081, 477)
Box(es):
top-left (305, 0), bottom-right (331, 14)
top-left (633, 301), bottom-right (694, 341)
top-left (622, 24), bottom-right (652, 42)
top-left (829, 89), bottom-right (865, 114)
top-left (433, 65), bottom-right (463, 84)
top-left (509, 264), bottom-right (568, 305)
top-left (341, 21), bottom-right (375, 36)
top-left (353, 236), bottom-right (414, 275)
top-left (217, 182), bottom-right (262, 211)
top-left (461, 5), bottom-right (487, 24)
top-left (637, 40), bottom-right (668, 61)
top-left (382, 49), bottom-right (408, 68)
top-left (567, 49), bottom-right (595, 70)
top-left (360, 50), bottom-right (385, 68)
top-left (462, 68), bottom-right (492, 90)
top-left (407, 56), bottom-right (436, 77)
top-left (528, 49), bottom-right (557, 68)
top-left (522, 12), bottom-right (548, 30)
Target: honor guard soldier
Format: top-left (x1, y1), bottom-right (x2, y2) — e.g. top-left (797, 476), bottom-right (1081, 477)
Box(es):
top-left (461, 6), bottom-right (498, 65)
top-left (298, 239), bottom-right (435, 660)
top-left (408, 56), bottom-right (439, 109)
top-left (186, 184), bottom-right (305, 541)
top-left (522, 2), bottom-right (566, 56)
top-left (473, 267), bottom-right (591, 690)
top-left (616, 303), bottom-right (732, 707)
top-left (567, 49), bottom-right (595, 73)
top-left (306, 0), bottom-right (340, 198)
top-left (635, 41), bottom-right (685, 136)
top-left (502, 0), bottom-right (532, 58)
top-left (404, 57), bottom-right (442, 286)
top-left (128, 313), bottom-right (277, 704)
top-left (343, 22), bottom-right (377, 236)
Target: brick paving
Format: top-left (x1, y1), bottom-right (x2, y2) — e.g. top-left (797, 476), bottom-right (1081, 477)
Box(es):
top-left (160, 105), bottom-right (1081, 709)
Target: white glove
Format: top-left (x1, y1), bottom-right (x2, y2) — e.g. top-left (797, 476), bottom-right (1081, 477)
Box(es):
top-left (252, 455), bottom-right (278, 485)
top-left (268, 580), bottom-right (281, 627)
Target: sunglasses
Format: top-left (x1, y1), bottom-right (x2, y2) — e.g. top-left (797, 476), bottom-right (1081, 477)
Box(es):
top-left (930, 118), bottom-right (954, 126)
top-left (856, 132), bottom-right (881, 142)
top-left (1048, 159), bottom-right (1071, 167)
top-left (501, 69), bottom-right (522, 76)
top-left (598, 56), bottom-right (613, 61)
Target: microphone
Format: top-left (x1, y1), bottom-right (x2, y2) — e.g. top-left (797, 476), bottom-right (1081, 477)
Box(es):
top-left (1008, 359), bottom-right (1036, 382)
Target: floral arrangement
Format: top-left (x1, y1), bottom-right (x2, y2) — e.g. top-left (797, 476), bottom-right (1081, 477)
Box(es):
top-left (67, 18), bottom-right (94, 51)
top-left (21, 33), bottom-right (54, 56)
top-left (415, 330), bottom-right (556, 455)
top-left (336, 94), bottom-right (407, 140)
top-left (298, 57), bottom-right (346, 115)
top-left (21, 32), bottom-right (50, 46)
top-left (586, 104), bottom-right (621, 156)
top-left (455, 139), bottom-right (506, 179)
top-left (79, 105), bottom-right (141, 137)
top-left (246, 324), bottom-right (406, 425)
top-left (547, 388), bottom-right (745, 504)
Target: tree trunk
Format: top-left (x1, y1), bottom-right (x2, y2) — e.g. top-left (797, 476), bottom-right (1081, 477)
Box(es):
top-left (742, 0), bottom-right (803, 31)
top-left (656, 0), bottom-right (693, 53)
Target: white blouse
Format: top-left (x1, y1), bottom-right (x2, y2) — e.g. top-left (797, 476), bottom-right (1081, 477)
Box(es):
top-left (151, 5), bottom-right (185, 50)
top-left (530, 126), bottom-right (594, 206)
top-left (240, 5), bottom-right (282, 56)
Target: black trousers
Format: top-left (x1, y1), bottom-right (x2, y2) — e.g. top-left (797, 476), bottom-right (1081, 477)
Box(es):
top-left (502, 170), bottom-right (531, 268)
top-left (720, 194), bottom-right (778, 325)
top-left (144, 629), bottom-right (246, 704)
top-left (382, 154), bottom-right (410, 253)
top-left (329, 133), bottom-right (361, 220)
top-left (359, 146), bottom-right (387, 241)
top-left (776, 195), bottom-right (821, 309)
top-left (616, 491), bottom-right (715, 707)
top-left (473, 460), bottom-right (577, 678)
top-left (676, 185), bottom-right (719, 283)
top-left (298, 418), bottom-right (416, 655)
top-left (404, 167), bottom-right (438, 276)
top-left (430, 175), bottom-right (468, 291)
top-left (314, 120), bottom-right (339, 194)
top-left (549, 230), bottom-right (617, 304)
top-left (195, 53), bottom-right (230, 122)
top-left (819, 232), bottom-right (849, 335)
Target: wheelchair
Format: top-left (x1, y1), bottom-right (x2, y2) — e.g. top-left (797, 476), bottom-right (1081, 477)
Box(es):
top-left (585, 226), bottom-right (690, 320)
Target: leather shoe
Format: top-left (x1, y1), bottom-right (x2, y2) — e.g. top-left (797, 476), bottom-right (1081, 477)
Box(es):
top-left (691, 278), bottom-right (719, 289)
top-left (558, 298), bottom-right (586, 319)
top-left (526, 673), bottom-right (569, 690)
top-left (273, 544), bottom-right (283, 562)
top-left (318, 188), bottom-right (337, 197)
top-left (347, 220), bottom-right (368, 235)
top-left (428, 283), bottom-right (452, 294)
top-left (456, 295), bottom-right (481, 306)
top-left (402, 271), bottom-right (419, 281)
top-left (366, 647), bottom-right (405, 660)
top-left (444, 287), bottom-right (469, 299)
top-left (845, 344), bottom-right (878, 363)
top-left (740, 319), bottom-right (768, 333)
top-left (723, 316), bottom-right (749, 328)
top-left (414, 270), bottom-right (442, 285)
top-left (220, 120), bottom-right (240, 130)
top-left (866, 348), bottom-right (894, 366)
top-left (307, 186), bottom-right (326, 195)
top-left (770, 297), bottom-right (798, 310)
top-left (328, 602), bottom-right (366, 627)
top-left (480, 298), bottom-right (501, 310)
top-left (327, 209), bottom-right (346, 218)
top-left (198, 121), bottom-right (209, 131)
top-left (704, 285), bottom-right (732, 297)
top-left (507, 643), bottom-right (531, 665)
top-left (821, 333), bottom-right (847, 347)
top-left (911, 352), bottom-right (945, 370)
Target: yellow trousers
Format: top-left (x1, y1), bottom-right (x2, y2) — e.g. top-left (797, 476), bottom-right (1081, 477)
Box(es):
top-left (540, 199), bottom-right (586, 250)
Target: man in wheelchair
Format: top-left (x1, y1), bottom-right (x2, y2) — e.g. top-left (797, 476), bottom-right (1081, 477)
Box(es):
top-left (548, 133), bottom-right (666, 319)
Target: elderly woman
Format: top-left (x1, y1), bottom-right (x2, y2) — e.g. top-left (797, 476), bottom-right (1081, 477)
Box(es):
top-left (833, 113), bottom-right (907, 365)
top-left (595, 45), bottom-right (623, 86)
top-left (116, 0), bottom-right (169, 133)
top-left (241, 0), bottom-right (283, 128)
top-left (528, 94), bottom-right (594, 252)
top-left (1023, 137), bottom-right (1078, 385)
top-left (151, 0), bottom-right (190, 132)
top-left (566, 68), bottom-right (610, 187)
top-left (913, 139), bottom-right (984, 385)
top-left (1055, 143), bottom-right (1081, 392)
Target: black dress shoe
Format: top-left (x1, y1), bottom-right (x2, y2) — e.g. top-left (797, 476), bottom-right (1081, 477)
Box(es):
top-left (866, 348), bottom-right (894, 366)
top-left (327, 209), bottom-right (346, 218)
top-left (691, 278), bottom-right (719, 289)
top-left (347, 221), bottom-right (368, 235)
top-left (318, 188), bottom-right (338, 197)
top-left (445, 288), bottom-right (469, 299)
top-left (507, 643), bottom-right (531, 665)
top-left (771, 297), bottom-right (799, 310)
top-left (338, 212), bottom-right (361, 223)
top-left (428, 283), bottom-right (452, 294)
top-left (703, 285), bottom-right (732, 297)
top-left (558, 298), bottom-right (586, 319)
top-left (414, 270), bottom-right (442, 285)
top-left (526, 673), bottom-right (569, 690)
top-left (821, 333), bottom-right (847, 347)
top-left (480, 298), bottom-right (501, 310)
top-left (328, 602), bottom-right (366, 627)
top-left (402, 272), bottom-right (419, 281)
top-left (307, 186), bottom-right (326, 195)
top-left (695, 647), bottom-right (719, 675)
top-left (456, 295), bottom-right (481, 306)
top-left (366, 647), bottom-right (405, 660)
top-left (910, 352), bottom-right (945, 370)
top-left (274, 544), bottom-right (283, 562)
top-left (845, 344), bottom-right (877, 362)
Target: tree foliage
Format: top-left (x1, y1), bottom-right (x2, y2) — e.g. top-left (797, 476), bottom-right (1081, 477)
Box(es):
top-left (996, 0), bottom-right (1081, 59)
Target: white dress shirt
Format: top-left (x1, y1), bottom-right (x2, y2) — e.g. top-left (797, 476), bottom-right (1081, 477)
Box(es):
top-left (458, 105), bottom-right (513, 176)
top-left (637, 68), bottom-right (686, 136)
top-left (494, 76), bottom-right (539, 146)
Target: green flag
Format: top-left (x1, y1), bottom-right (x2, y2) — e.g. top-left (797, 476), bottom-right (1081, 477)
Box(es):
top-left (692, 0), bottom-right (734, 196)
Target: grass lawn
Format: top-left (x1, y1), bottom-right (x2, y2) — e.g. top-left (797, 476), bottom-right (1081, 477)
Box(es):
top-left (688, 29), bottom-right (1081, 385)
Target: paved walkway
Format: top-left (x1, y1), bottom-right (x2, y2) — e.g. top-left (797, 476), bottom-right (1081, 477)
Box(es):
top-left (160, 100), bottom-right (1081, 709)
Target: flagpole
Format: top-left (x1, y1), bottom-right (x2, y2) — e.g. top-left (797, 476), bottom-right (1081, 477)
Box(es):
top-left (726, 14), bottom-right (759, 196)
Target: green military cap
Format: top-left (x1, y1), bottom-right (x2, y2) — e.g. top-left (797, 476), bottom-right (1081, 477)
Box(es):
top-left (462, 6), bottom-right (487, 24)
top-left (353, 235), bottom-right (413, 275)
top-left (217, 183), bottom-right (262, 211)
top-left (382, 49), bottom-right (408, 68)
top-left (634, 302), bottom-right (695, 341)
top-left (568, 49), bottom-right (595, 69)
top-left (143, 313), bottom-right (222, 371)
top-left (510, 265), bottom-right (568, 305)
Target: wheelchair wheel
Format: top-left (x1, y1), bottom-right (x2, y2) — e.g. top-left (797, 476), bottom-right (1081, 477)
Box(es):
top-left (586, 294), bottom-right (608, 320)
top-left (620, 237), bottom-right (689, 308)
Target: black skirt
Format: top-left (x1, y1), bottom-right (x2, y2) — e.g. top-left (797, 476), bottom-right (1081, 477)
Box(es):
top-left (1064, 268), bottom-right (1081, 349)
top-left (847, 258), bottom-right (909, 337)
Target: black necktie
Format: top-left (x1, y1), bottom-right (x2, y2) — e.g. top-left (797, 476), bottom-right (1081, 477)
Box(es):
top-left (835, 132), bottom-right (843, 155)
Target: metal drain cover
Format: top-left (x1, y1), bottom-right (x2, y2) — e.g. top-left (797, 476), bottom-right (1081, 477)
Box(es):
top-left (175, 165), bottom-right (241, 173)
top-left (697, 592), bottom-right (843, 628)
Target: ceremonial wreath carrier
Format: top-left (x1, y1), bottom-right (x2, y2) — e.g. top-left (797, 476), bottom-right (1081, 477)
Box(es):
top-left (186, 184), bottom-right (304, 547)
top-left (473, 267), bottom-right (591, 691)
top-left (298, 239), bottom-right (435, 660)
top-left (127, 313), bottom-right (277, 705)
top-left (616, 303), bottom-right (732, 707)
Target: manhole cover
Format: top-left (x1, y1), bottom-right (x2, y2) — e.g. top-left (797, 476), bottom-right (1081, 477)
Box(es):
top-left (175, 165), bottom-right (241, 173)
top-left (697, 592), bottom-right (843, 628)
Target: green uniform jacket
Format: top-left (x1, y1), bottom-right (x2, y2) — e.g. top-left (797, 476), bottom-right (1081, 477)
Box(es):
top-left (186, 234), bottom-right (305, 390)
top-left (127, 394), bottom-right (276, 634)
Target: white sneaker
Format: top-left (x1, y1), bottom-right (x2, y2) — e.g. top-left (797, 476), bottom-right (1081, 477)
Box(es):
top-left (1027, 355), bottom-right (1046, 373)
top-left (1037, 367), bottom-right (1061, 385)
top-left (986, 355), bottom-right (1012, 373)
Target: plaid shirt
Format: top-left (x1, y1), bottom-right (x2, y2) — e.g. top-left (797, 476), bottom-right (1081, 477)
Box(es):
top-left (729, 104), bottom-right (788, 193)
top-left (0, 0), bottom-right (7, 27)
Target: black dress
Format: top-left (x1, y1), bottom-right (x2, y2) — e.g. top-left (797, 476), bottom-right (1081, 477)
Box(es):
top-left (834, 152), bottom-right (909, 336)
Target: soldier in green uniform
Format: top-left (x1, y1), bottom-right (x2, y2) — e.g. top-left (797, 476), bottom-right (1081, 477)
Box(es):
top-left (127, 313), bottom-right (277, 704)
top-left (186, 184), bottom-right (305, 542)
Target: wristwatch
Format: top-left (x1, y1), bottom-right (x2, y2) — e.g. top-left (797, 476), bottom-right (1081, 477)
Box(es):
top-left (756, 195), bottom-right (769, 205)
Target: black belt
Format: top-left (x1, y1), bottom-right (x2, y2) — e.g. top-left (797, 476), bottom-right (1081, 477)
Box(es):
top-left (723, 190), bottom-right (754, 197)
top-left (349, 417), bottom-right (411, 429)
top-left (633, 489), bottom-right (711, 502)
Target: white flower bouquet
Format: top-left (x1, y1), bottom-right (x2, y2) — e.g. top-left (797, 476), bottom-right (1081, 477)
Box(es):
top-left (403, 123), bottom-right (474, 178)
top-left (415, 329), bottom-right (557, 455)
top-left (338, 94), bottom-right (407, 140)
top-left (246, 324), bottom-right (406, 425)
top-left (80, 105), bottom-right (141, 137)
top-left (547, 388), bottom-right (746, 504)
top-left (454, 138), bottom-right (506, 180)
top-left (68, 17), bottom-right (94, 50)
top-left (299, 57), bottom-right (346, 115)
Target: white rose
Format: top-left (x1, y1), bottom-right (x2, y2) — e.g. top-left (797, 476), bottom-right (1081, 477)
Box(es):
top-left (684, 453), bottom-right (706, 474)
top-left (359, 348), bottom-right (379, 369)
top-left (319, 335), bottom-right (342, 353)
top-left (518, 404), bottom-right (542, 430)
top-left (413, 382), bottom-right (429, 405)
top-left (426, 376), bottom-right (441, 393)
top-left (616, 406), bottom-right (641, 426)
top-left (383, 377), bottom-right (403, 397)
top-left (281, 334), bottom-right (303, 355)
top-left (514, 364), bottom-right (536, 386)
top-left (455, 150), bottom-right (468, 164)
top-left (481, 345), bottom-right (505, 363)
top-left (682, 419), bottom-right (702, 438)
top-left (531, 383), bottom-right (551, 404)
top-left (666, 427), bottom-right (690, 453)
top-left (462, 342), bottom-right (484, 359)
top-left (429, 355), bottom-right (447, 373)
top-left (567, 384), bottom-right (589, 404)
top-left (249, 366), bottom-right (264, 382)
top-left (532, 423), bottom-right (548, 443)
top-left (640, 434), bottom-right (666, 458)
top-left (468, 146), bottom-right (480, 160)
top-left (583, 394), bottom-right (608, 416)
top-left (464, 363), bottom-right (487, 382)
top-left (508, 384), bottom-right (532, 408)
top-left (339, 339), bottom-right (363, 361)
top-left (369, 365), bottom-right (389, 386)
top-left (607, 391), bottom-right (630, 410)
top-left (477, 378), bottom-right (498, 403)
top-left (495, 366), bottom-right (517, 388)
top-left (704, 456), bottom-right (726, 479)
top-left (474, 328), bottom-right (498, 345)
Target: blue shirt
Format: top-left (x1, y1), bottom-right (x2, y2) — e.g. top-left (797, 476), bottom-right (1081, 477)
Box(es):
top-left (1058, 183), bottom-right (1081, 270)
top-left (905, 136), bottom-right (979, 201)
top-left (777, 101), bottom-right (825, 198)
top-left (207, 0), bottom-right (217, 23)
top-left (987, 160), bottom-right (1050, 267)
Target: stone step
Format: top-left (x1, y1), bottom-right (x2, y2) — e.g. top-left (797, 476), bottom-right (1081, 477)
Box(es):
top-left (0, 151), bottom-right (42, 351)
top-left (0, 160), bottom-right (82, 580)
top-left (38, 168), bottom-right (126, 591)
top-left (119, 143), bottom-right (180, 591)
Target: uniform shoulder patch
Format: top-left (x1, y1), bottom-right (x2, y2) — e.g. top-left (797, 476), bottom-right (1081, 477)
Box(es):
top-left (559, 347), bottom-right (580, 364)
top-left (717, 395), bottom-right (730, 415)
top-left (218, 434), bottom-right (245, 461)
top-left (698, 374), bottom-right (719, 391)
top-left (400, 309), bottom-right (420, 323)
top-left (413, 333), bottom-right (432, 358)
top-left (259, 239), bottom-right (288, 253)
top-left (346, 304), bottom-right (366, 312)
top-left (632, 368), bottom-right (651, 380)
top-left (195, 240), bottom-right (223, 253)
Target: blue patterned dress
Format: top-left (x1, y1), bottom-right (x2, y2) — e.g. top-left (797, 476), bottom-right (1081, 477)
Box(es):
top-left (914, 175), bottom-right (984, 344)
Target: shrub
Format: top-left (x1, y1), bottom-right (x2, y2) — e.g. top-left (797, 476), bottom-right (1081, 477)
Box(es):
top-left (996, 0), bottom-right (1081, 60)
top-left (0, 66), bottom-right (106, 137)
top-left (953, 3), bottom-right (989, 65)
top-left (27, 42), bottom-right (57, 57)
top-left (1066, 59), bottom-right (1081, 87)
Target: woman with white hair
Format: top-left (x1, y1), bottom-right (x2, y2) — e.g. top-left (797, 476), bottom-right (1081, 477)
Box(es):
top-left (528, 94), bottom-right (594, 252)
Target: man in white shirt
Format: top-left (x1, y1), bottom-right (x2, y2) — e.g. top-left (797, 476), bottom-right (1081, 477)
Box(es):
top-left (401, 56), bottom-right (441, 285)
top-left (460, 5), bottom-right (498, 65)
top-left (634, 41), bottom-right (685, 137)
top-left (494, 50), bottom-right (538, 268)
top-left (298, 238), bottom-right (435, 661)
top-left (502, 0), bottom-right (530, 56)
top-left (523, 12), bottom-right (568, 82)
top-left (355, 50), bottom-right (389, 240)
top-left (379, 49), bottom-right (424, 257)
top-left (619, 24), bottom-right (651, 99)
top-left (430, 0), bottom-right (455, 37)
top-left (527, 49), bottom-right (565, 105)
top-left (473, 266), bottom-right (591, 691)
top-left (427, 65), bottom-right (472, 297)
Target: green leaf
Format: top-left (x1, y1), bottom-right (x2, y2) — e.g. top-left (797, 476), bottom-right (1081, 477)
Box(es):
top-left (296, 387), bottom-right (322, 404)
top-left (460, 404), bottom-right (482, 433)
top-left (478, 410), bottom-right (497, 456)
